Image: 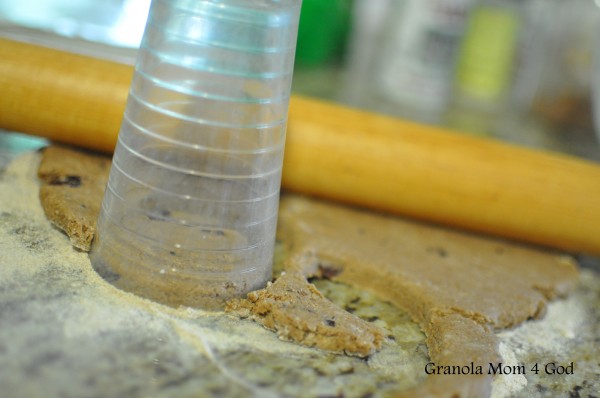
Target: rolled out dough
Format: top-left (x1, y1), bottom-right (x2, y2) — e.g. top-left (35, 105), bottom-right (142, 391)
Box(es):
top-left (257, 196), bottom-right (578, 396)
top-left (37, 145), bottom-right (579, 397)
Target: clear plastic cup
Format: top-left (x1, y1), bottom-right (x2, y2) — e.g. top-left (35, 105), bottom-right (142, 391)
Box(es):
top-left (90, 0), bottom-right (301, 309)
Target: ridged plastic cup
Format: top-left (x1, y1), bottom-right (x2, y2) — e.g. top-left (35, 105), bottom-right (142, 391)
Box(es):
top-left (90, 0), bottom-right (301, 309)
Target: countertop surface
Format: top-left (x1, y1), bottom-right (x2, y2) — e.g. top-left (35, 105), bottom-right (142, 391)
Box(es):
top-left (0, 132), bottom-right (599, 397)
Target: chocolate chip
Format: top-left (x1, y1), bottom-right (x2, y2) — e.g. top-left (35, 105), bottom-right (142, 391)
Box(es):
top-left (318, 263), bottom-right (343, 279)
top-left (426, 246), bottom-right (448, 258)
top-left (49, 175), bottom-right (82, 187)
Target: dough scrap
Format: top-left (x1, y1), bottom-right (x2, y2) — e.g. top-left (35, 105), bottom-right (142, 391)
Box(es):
top-left (227, 271), bottom-right (386, 357)
top-left (38, 146), bottom-right (110, 251)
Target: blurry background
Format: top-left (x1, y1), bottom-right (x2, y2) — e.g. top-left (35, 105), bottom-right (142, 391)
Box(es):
top-left (1, 0), bottom-right (599, 162)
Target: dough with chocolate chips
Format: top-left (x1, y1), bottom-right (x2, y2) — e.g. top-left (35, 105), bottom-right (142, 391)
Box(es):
top-left (38, 146), bottom-right (110, 251)
top-left (227, 271), bottom-right (386, 357)
top-left (269, 195), bottom-right (578, 396)
top-left (37, 145), bottom-right (579, 397)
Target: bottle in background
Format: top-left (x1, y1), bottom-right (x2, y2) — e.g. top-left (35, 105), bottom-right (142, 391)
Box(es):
top-left (294, 0), bottom-right (352, 67)
top-left (373, 0), bottom-right (475, 125)
top-left (446, 0), bottom-right (545, 137)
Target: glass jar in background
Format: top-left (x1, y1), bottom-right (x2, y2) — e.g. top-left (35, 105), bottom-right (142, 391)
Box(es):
top-left (445, 0), bottom-right (545, 137)
top-left (531, 0), bottom-right (600, 160)
top-left (338, 0), bottom-right (392, 110)
top-left (372, 0), bottom-right (475, 125)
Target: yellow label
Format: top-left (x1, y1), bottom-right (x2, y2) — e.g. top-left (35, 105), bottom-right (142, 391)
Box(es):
top-left (456, 6), bottom-right (519, 102)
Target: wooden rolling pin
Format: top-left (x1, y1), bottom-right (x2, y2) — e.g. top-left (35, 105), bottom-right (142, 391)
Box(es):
top-left (1, 37), bottom-right (600, 255)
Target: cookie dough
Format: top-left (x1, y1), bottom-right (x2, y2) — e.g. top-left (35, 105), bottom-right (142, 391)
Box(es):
top-left (38, 146), bottom-right (110, 251)
top-left (269, 196), bottom-right (578, 396)
top-left (228, 271), bottom-right (386, 357)
top-left (37, 145), bottom-right (579, 397)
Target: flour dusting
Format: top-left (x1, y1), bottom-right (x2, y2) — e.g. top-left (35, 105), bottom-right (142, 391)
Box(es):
top-left (0, 153), bottom-right (427, 398)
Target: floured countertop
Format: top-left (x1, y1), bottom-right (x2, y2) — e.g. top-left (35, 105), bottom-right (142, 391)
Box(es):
top-left (0, 153), bottom-right (429, 397)
top-left (0, 147), bottom-right (599, 397)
